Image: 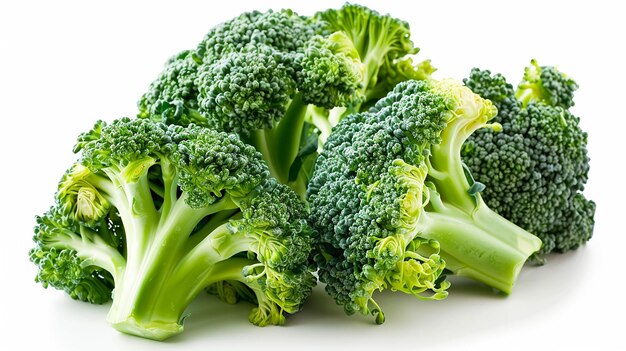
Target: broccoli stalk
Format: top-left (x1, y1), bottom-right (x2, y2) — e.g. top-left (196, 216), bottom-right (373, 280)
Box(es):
top-left (414, 81), bottom-right (542, 291)
top-left (515, 59), bottom-right (578, 109)
top-left (30, 118), bottom-right (315, 340)
top-left (308, 79), bottom-right (542, 322)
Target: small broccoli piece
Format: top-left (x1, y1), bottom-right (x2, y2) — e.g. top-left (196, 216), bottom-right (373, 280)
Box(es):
top-left (308, 79), bottom-right (542, 323)
top-left (315, 3), bottom-right (435, 112)
top-left (29, 118), bottom-right (315, 340)
top-left (462, 62), bottom-right (595, 258)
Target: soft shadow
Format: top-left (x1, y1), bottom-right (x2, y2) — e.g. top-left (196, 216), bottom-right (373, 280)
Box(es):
top-left (163, 293), bottom-right (256, 343)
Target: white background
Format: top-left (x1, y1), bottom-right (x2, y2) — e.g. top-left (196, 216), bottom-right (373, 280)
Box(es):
top-left (1, 0), bottom-right (624, 349)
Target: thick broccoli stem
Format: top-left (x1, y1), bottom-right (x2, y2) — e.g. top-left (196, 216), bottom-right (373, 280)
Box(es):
top-left (420, 193), bottom-right (541, 293)
top-left (94, 160), bottom-right (242, 340)
top-left (107, 221), bottom-right (257, 340)
top-left (268, 93), bottom-right (308, 183)
top-left (247, 93), bottom-right (309, 194)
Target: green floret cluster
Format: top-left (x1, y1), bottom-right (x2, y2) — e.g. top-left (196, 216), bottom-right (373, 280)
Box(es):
top-left (29, 3), bottom-right (596, 342)
top-left (462, 60), bottom-right (595, 258)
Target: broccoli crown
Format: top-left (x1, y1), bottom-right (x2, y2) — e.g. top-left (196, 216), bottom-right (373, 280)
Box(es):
top-left (462, 63), bottom-right (595, 256)
top-left (308, 79), bottom-right (499, 321)
top-left (197, 9), bottom-right (322, 60)
top-left (138, 7), bottom-right (374, 194)
top-left (30, 118), bottom-right (315, 340)
top-left (309, 78), bottom-right (542, 321)
top-left (139, 8), bottom-right (363, 129)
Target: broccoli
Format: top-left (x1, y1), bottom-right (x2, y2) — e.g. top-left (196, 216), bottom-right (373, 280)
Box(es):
top-left (461, 60), bottom-right (595, 258)
top-left (307, 79), bottom-right (542, 323)
top-left (315, 3), bottom-right (436, 112)
top-left (138, 5), bottom-right (433, 196)
top-left (29, 118), bottom-right (315, 340)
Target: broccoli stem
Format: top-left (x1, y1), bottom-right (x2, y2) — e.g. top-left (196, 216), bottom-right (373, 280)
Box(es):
top-left (127, 193), bottom-right (238, 318)
top-left (427, 101), bottom-right (495, 212)
top-left (308, 106), bottom-right (333, 143)
top-left (420, 195), bottom-right (542, 293)
top-left (106, 222), bottom-right (255, 341)
top-left (247, 93), bottom-right (308, 191)
top-left (268, 93), bottom-right (308, 183)
top-left (45, 226), bottom-right (126, 281)
top-left (106, 258), bottom-right (251, 341)
top-left (99, 168), bottom-right (243, 340)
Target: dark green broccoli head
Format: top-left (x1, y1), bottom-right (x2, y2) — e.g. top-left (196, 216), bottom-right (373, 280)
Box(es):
top-left (462, 64), bottom-right (595, 257)
top-left (138, 9), bottom-right (323, 131)
top-left (30, 207), bottom-right (116, 304)
top-left (308, 79), bottom-right (477, 321)
top-left (309, 78), bottom-right (541, 321)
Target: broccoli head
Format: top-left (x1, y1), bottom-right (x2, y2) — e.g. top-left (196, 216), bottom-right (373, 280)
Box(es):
top-left (462, 61), bottom-right (595, 258)
top-left (308, 79), bottom-right (542, 323)
top-left (29, 118), bottom-right (315, 340)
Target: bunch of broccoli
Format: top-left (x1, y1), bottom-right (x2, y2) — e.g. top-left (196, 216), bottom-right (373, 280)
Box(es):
top-left (138, 3), bottom-right (434, 197)
top-left (29, 3), bottom-right (595, 341)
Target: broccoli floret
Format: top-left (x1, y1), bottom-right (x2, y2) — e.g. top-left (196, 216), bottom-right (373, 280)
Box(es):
top-left (138, 5), bottom-right (432, 196)
top-left (315, 3), bottom-right (436, 112)
top-left (462, 62), bottom-right (595, 258)
top-left (515, 59), bottom-right (579, 109)
top-left (308, 79), bottom-right (542, 323)
top-left (29, 118), bottom-right (315, 340)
